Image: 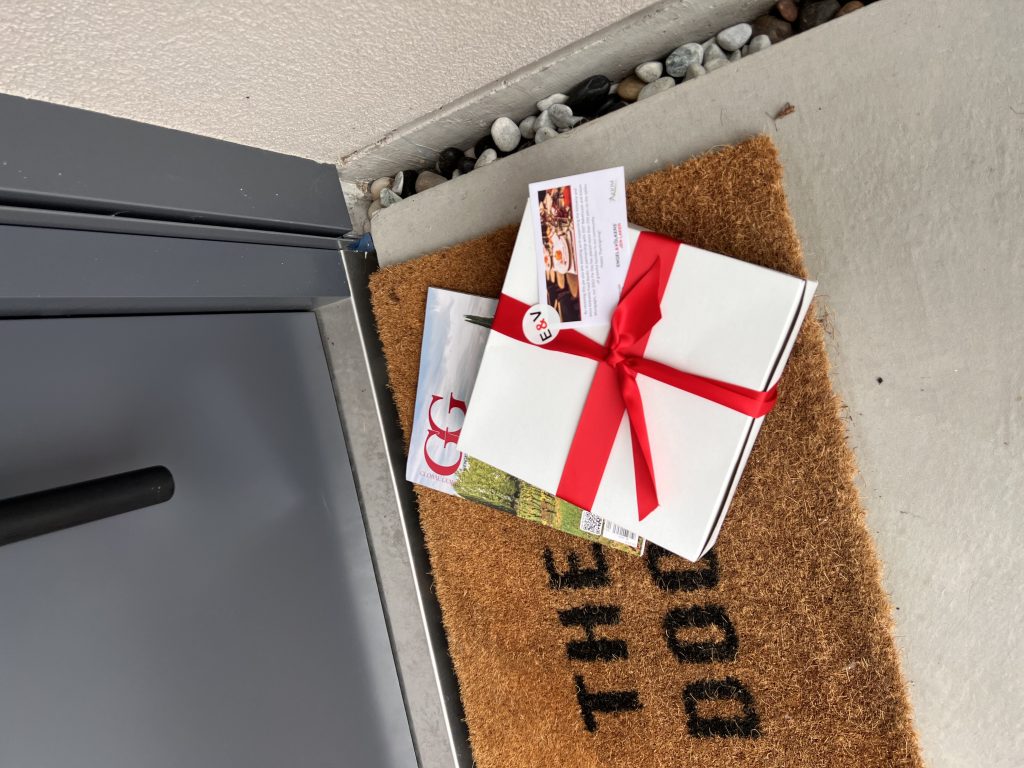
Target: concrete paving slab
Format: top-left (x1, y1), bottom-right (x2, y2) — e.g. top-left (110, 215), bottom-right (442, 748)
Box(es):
top-left (369, 1), bottom-right (1024, 765)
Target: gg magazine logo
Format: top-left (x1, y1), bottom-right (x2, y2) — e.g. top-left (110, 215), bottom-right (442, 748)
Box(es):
top-left (423, 393), bottom-right (467, 475)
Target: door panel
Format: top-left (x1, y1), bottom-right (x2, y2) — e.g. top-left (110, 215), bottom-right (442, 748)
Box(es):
top-left (0, 312), bottom-right (415, 768)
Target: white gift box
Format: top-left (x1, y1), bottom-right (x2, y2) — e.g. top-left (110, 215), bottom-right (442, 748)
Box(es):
top-left (458, 207), bottom-right (816, 561)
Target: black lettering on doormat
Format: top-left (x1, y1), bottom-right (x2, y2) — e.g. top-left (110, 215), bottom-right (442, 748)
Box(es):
top-left (573, 675), bottom-right (642, 733)
top-left (682, 677), bottom-right (760, 738)
top-left (646, 545), bottom-right (719, 592)
top-left (544, 543), bottom-right (610, 590)
top-left (663, 605), bottom-right (738, 663)
top-left (558, 605), bottom-right (628, 662)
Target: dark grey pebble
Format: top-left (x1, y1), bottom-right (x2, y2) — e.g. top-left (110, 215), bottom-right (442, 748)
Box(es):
top-left (436, 147), bottom-right (462, 178)
top-left (798, 0), bottom-right (839, 29)
top-left (596, 97), bottom-right (629, 116)
top-left (564, 74), bottom-right (612, 117)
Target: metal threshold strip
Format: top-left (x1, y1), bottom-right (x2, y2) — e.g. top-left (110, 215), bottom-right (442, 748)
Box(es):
top-left (340, 250), bottom-right (474, 768)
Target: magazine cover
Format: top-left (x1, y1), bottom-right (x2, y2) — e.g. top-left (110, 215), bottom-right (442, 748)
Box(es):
top-left (407, 287), bottom-right (644, 555)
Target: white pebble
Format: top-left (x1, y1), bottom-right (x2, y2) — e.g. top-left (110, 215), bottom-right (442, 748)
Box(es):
top-left (609, 82), bottom-right (619, 95)
top-left (537, 93), bottom-right (569, 112)
top-left (717, 23), bottom-right (752, 52)
top-left (705, 57), bottom-right (730, 73)
top-left (703, 42), bottom-right (726, 65)
top-left (535, 109), bottom-right (554, 132)
top-left (392, 170), bottom-right (411, 195)
top-left (684, 63), bottom-right (706, 80)
top-left (748, 34), bottom-right (771, 53)
top-left (474, 148), bottom-right (498, 169)
top-left (367, 199), bottom-right (383, 220)
top-left (490, 116), bottom-right (521, 153)
top-left (369, 177), bottom-right (392, 200)
top-left (729, 49), bottom-right (742, 62)
top-left (701, 37), bottom-right (717, 52)
top-left (451, 169), bottom-right (462, 179)
top-left (548, 103), bottom-right (574, 129)
top-left (533, 126), bottom-right (558, 144)
top-left (379, 187), bottom-right (401, 207)
top-left (637, 76), bottom-right (675, 101)
top-left (519, 115), bottom-right (538, 140)
top-left (634, 61), bottom-right (664, 83)
top-left (568, 116), bottom-right (588, 128)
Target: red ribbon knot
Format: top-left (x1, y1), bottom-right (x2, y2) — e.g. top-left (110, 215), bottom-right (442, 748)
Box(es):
top-left (604, 348), bottom-right (627, 370)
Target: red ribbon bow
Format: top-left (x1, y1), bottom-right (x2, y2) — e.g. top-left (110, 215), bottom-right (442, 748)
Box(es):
top-left (491, 231), bottom-right (778, 521)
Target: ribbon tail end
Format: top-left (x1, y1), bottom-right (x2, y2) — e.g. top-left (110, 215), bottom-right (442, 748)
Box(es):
top-left (636, 501), bottom-right (658, 522)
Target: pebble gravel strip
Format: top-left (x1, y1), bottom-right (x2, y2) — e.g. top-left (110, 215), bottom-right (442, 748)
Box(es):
top-left (363, 0), bottom-right (874, 229)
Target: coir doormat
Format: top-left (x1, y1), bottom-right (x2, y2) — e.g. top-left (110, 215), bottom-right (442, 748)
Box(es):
top-left (369, 136), bottom-right (922, 768)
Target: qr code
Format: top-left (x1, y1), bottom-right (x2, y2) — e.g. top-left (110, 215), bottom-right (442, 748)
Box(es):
top-left (578, 510), bottom-right (604, 536)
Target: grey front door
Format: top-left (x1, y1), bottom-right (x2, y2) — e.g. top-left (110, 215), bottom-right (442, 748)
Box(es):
top-left (0, 312), bottom-right (416, 767)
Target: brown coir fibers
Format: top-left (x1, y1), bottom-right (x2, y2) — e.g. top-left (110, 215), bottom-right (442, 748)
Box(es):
top-left (369, 136), bottom-right (922, 768)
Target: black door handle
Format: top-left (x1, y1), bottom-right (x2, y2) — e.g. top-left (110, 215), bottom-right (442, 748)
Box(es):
top-left (0, 466), bottom-right (174, 547)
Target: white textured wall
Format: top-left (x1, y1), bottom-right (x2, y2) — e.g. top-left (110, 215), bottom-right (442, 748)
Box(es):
top-left (0, 0), bottom-right (655, 162)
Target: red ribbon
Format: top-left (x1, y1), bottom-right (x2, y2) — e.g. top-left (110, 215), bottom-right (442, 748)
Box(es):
top-left (491, 231), bottom-right (778, 521)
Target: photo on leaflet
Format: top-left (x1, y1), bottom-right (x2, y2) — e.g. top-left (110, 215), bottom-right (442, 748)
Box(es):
top-left (537, 185), bottom-right (581, 323)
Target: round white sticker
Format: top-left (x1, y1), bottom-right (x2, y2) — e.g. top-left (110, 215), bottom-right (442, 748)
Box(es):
top-left (522, 303), bottom-right (561, 345)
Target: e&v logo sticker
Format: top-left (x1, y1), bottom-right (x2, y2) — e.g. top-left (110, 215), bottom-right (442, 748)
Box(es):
top-left (523, 303), bottom-right (560, 345)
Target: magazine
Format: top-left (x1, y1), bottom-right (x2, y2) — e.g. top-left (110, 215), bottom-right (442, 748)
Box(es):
top-left (406, 287), bottom-right (645, 555)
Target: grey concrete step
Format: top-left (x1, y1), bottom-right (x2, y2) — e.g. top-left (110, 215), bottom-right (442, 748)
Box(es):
top-left (339, 0), bottom-right (773, 183)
